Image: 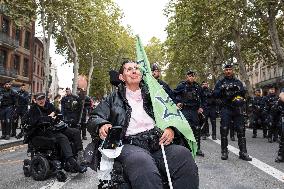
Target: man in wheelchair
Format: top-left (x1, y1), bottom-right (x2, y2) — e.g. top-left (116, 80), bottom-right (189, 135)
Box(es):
top-left (25, 92), bottom-right (87, 174)
top-left (87, 60), bottom-right (199, 189)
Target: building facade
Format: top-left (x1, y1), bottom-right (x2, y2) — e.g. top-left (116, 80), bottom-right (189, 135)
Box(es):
top-left (0, 13), bottom-right (35, 92)
top-left (248, 60), bottom-right (284, 93)
top-left (32, 37), bottom-right (45, 94)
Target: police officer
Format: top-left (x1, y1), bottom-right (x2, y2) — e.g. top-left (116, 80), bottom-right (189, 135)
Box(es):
top-left (274, 89), bottom-right (284, 163)
top-left (263, 85), bottom-right (279, 143)
top-left (250, 89), bottom-right (266, 138)
top-left (174, 70), bottom-right (204, 156)
top-left (201, 81), bottom-right (217, 140)
top-left (214, 64), bottom-right (252, 161)
top-left (12, 84), bottom-right (30, 137)
top-left (151, 63), bottom-right (175, 100)
top-left (61, 88), bottom-right (81, 128)
top-left (77, 88), bottom-right (91, 140)
top-left (0, 81), bottom-right (18, 140)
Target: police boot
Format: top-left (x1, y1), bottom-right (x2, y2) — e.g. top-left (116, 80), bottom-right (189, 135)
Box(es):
top-left (4, 121), bottom-right (11, 140)
top-left (238, 137), bottom-right (252, 161)
top-left (0, 121), bottom-right (6, 139)
top-left (263, 125), bottom-right (267, 138)
top-left (221, 137), bottom-right (228, 160)
top-left (196, 127), bottom-right (204, 157)
top-left (275, 137), bottom-right (284, 163)
top-left (10, 121), bottom-right (17, 137)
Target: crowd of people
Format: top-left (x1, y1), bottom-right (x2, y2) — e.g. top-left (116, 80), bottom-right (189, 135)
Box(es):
top-left (1, 59), bottom-right (284, 188)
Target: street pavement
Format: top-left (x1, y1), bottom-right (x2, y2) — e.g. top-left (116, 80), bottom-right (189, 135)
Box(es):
top-left (0, 121), bottom-right (284, 189)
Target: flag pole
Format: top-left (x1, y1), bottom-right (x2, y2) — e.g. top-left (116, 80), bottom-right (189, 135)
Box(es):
top-left (161, 144), bottom-right (173, 189)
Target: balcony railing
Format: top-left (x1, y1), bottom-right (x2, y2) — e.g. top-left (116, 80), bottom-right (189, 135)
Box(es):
top-left (0, 65), bottom-right (17, 78)
top-left (0, 32), bottom-right (19, 49)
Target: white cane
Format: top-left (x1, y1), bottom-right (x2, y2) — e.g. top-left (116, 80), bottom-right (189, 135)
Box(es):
top-left (161, 144), bottom-right (173, 189)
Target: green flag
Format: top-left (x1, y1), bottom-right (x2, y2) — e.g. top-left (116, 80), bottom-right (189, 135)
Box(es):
top-left (136, 35), bottom-right (197, 157)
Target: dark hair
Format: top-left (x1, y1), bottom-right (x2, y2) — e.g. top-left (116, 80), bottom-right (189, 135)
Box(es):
top-left (119, 59), bottom-right (135, 74)
top-left (54, 94), bottom-right (61, 99)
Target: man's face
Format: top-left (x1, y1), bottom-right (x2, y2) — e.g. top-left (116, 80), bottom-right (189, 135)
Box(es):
top-left (268, 88), bottom-right (275, 94)
top-left (255, 91), bottom-right (261, 96)
top-left (202, 82), bottom-right (208, 88)
top-left (20, 85), bottom-right (26, 91)
top-left (224, 68), bottom-right (233, 77)
top-left (186, 74), bottom-right (195, 83)
top-left (152, 69), bottom-right (160, 79)
top-left (66, 89), bottom-right (71, 95)
top-left (36, 97), bottom-right (46, 107)
top-left (119, 62), bottom-right (142, 85)
top-left (4, 83), bottom-right (11, 89)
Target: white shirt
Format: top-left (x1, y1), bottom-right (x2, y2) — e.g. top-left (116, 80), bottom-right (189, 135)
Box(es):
top-left (125, 88), bottom-right (155, 136)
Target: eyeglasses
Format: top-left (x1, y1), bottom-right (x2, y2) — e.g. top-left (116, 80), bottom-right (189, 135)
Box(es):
top-left (124, 66), bottom-right (140, 72)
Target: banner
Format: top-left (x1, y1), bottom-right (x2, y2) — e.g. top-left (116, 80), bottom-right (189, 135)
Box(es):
top-left (136, 35), bottom-right (197, 157)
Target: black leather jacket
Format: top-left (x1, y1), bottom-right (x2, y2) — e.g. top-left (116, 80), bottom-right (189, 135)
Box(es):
top-left (87, 82), bottom-right (154, 137)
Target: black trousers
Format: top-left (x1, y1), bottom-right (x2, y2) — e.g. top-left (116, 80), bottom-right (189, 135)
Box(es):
top-left (117, 144), bottom-right (199, 189)
top-left (182, 107), bottom-right (202, 150)
top-left (53, 127), bottom-right (83, 159)
top-left (0, 106), bottom-right (14, 137)
top-left (203, 106), bottom-right (217, 136)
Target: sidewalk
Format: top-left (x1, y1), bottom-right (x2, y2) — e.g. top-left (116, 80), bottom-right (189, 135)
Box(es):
top-left (0, 129), bottom-right (24, 150)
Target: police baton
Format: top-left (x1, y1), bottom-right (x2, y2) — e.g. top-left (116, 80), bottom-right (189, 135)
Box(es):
top-left (161, 144), bottom-right (173, 189)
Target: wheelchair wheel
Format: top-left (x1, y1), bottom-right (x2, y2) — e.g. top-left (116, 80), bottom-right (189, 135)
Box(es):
top-left (30, 155), bottom-right (50, 181)
top-left (23, 159), bottom-right (31, 177)
top-left (56, 170), bottom-right (67, 182)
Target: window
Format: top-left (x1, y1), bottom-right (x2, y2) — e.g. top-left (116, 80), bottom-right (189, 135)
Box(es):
top-left (33, 62), bottom-right (36, 73)
top-left (37, 82), bottom-right (39, 92)
top-left (23, 58), bottom-right (29, 77)
top-left (0, 49), bottom-right (7, 68)
top-left (15, 28), bottom-right (21, 42)
top-left (24, 31), bottom-right (30, 49)
top-left (32, 81), bottom-right (35, 93)
top-left (2, 18), bottom-right (9, 34)
top-left (41, 67), bottom-right (44, 77)
top-left (14, 55), bottom-right (20, 75)
top-left (37, 65), bottom-right (39, 75)
top-left (34, 44), bottom-right (37, 56)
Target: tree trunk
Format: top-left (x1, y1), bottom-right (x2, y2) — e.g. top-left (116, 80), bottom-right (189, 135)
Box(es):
top-left (233, 27), bottom-right (253, 96)
top-left (267, 6), bottom-right (284, 68)
top-left (87, 54), bottom-right (94, 96)
top-left (40, 1), bottom-right (53, 96)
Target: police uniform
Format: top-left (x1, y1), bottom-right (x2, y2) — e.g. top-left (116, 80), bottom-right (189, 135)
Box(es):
top-left (201, 83), bottom-right (217, 140)
top-left (78, 89), bottom-right (91, 140)
top-left (274, 89), bottom-right (284, 162)
top-left (0, 81), bottom-right (18, 140)
top-left (61, 89), bottom-right (81, 128)
top-left (12, 86), bottom-right (30, 137)
top-left (263, 90), bottom-right (279, 142)
top-left (174, 70), bottom-right (204, 156)
top-left (214, 65), bottom-right (252, 161)
top-left (250, 90), bottom-right (266, 138)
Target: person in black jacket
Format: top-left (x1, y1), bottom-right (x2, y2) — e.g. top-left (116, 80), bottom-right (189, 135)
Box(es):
top-left (77, 88), bottom-right (91, 140)
top-left (0, 81), bottom-right (17, 140)
top-left (26, 93), bottom-right (87, 173)
top-left (274, 88), bottom-right (284, 163)
top-left (151, 63), bottom-right (175, 100)
top-left (88, 60), bottom-right (199, 189)
top-left (174, 70), bottom-right (205, 157)
top-left (12, 84), bottom-right (30, 137)
top-left (214, 64), bottom-right (251, 161)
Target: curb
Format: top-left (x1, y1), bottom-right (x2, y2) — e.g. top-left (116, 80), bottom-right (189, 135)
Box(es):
top-left (0, 139), bottom-right (24, 150)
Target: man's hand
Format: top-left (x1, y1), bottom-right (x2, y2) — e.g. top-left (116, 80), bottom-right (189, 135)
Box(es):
top-left (177, 103), bottom-right (183, 110)
top-left (99, 124), bottom-right (112, 140)
top-left (159, 128), bottom-right (175, 146)
top-left (48, 112), bottom-right (56, 119)
top-left (198, 108), bottom-right (203, 114)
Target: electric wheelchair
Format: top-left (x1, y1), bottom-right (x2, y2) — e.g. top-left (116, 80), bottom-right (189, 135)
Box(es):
top-left (22, 115), bottom-right (81, 182)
